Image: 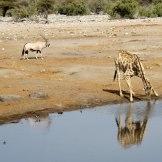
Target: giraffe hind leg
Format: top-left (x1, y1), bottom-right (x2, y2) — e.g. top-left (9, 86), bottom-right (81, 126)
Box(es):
top-left (117, 69), bottom-right (123, 97)
top-left (125, 77), bottom-right (133, 102)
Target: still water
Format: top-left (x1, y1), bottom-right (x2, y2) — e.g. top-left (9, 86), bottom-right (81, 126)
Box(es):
top-left (0, 101), bottom-right (162, 162)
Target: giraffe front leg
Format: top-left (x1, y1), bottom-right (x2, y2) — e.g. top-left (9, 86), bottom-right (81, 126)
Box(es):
top-left (132, 90), bottom-right (136, 96)
top-left (152, 88), bottom-right (158, 97)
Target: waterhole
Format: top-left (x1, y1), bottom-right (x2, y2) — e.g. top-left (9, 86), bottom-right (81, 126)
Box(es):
top-left (0, 100), bottom-right (162, 162)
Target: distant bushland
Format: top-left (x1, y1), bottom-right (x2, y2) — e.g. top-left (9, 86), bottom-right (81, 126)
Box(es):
top-left (1, 0), bottom-right (162, 20)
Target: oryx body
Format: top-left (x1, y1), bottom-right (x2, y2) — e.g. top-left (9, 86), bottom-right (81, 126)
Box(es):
top-left (21, 36), bottom-right (50, 60)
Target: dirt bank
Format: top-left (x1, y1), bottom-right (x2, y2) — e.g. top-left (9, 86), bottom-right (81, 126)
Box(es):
top-left (0, 16), bottom-right (162, 122)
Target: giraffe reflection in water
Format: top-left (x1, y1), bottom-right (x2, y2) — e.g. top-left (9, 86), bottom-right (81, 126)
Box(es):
top-left (115, 101), bottom-right (155, 148)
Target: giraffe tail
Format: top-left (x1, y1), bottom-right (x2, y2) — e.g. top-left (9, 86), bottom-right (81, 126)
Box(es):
top-left (113, 69), bottom-right (117, 81)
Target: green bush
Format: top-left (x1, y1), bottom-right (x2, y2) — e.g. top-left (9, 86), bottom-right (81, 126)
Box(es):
top-left (0, 8), bottom-right (2, 16)
top-left (153, 0), bottom-right (162, 4)
top-left (0, 0), bottom-right (16, 17)
top-left (112, 0), bottom-right (139, 19)
top-left (12, 7), bottom-right (30, 19)
top-left (12, 1), bottom-right (38, 20)
top-left (139, 5), bottom-right (156, 17)
top-left (104, 2), bottom-right (116, 16)
top-left (37, 0), bottom-right (55, 14)
top-left (3, 0), bottom-right (162, 20)
top-left (153, 2), bottom-right (162, 16)
top-left (58, 1), bottom-right (89, 16)
top-left (87, 0), bottom-right (108, 14)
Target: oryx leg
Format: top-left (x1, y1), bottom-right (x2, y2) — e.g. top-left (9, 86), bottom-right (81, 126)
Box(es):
top-left (25, 54), bottom-right (29, 60)
top-left (39, 50), bottom-right (44, 59)
top-left (25, 50), bottom-right (29, 60)
top-left (35, 50), bottom-right (40, 59)
top-left (125, 76), bottom-right (133, 102)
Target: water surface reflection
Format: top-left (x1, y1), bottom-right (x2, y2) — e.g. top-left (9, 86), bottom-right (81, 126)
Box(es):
top-left (115, 102), bottom-right (154, 148)
top-left (27, 113), bottom-right (52, 132)
top-left (0, 100), bottom-right (162, 162)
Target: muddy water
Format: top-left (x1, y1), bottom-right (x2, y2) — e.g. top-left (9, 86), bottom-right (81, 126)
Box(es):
top-left (0, 101), bottom-right (162, 162)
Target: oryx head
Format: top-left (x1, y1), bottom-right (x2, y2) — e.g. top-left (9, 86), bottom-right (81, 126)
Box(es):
top-left (40, 34), bottom-right (50, 47)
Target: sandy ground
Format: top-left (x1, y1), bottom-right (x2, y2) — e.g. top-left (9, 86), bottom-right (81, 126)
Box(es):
top-left (0, 17), bottom-right (162, 121)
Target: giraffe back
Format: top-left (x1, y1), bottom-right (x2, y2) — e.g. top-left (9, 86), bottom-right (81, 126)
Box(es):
top-left (115, 50), bottom-right (145, 78)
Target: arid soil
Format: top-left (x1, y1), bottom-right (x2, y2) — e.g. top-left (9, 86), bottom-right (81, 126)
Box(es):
top-left (0, 16), bottom-right (162, 121)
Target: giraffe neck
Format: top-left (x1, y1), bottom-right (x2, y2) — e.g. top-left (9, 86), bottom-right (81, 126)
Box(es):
top-left (141, 74), bottom-right (150, 91)
top-left (135, 56), bottom-right (150, 90)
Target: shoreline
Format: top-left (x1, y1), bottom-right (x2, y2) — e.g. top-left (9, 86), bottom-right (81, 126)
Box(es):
top-left (0, 16), bottom-right (162, 123)
top-left (0, 96), bottom-right (161, 125)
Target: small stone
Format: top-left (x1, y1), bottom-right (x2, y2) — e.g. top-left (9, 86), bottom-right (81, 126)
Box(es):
top-left (58, 111), bottom-right (63, 115)
top-left (0, 95), bottom-right (21, 102)
top-left (40, 69), bottom-right (46, 73)
top-left (22, 89), bottom-right (29, 92)
top-left (29, 91), bottom-right (49, 99)
top-left (154, 63), bottom-right (161, 67)
top-left (3, 141), bottom-right (6, 145)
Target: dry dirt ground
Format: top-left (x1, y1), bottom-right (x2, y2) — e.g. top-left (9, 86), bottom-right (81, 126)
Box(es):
top-left (0, 17), bottom-right (162, 121)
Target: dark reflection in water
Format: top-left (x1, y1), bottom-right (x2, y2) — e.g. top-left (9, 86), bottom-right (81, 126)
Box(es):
top-left (0, 100), bottom-right (162, 162)
top-left (115, 102), bottom-right (154, 148)
top-left (27, 114), bottom-right (52, 132)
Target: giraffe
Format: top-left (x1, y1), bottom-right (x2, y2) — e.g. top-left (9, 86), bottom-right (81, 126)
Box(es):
top-left (113, 50), bottom-right (158, 102)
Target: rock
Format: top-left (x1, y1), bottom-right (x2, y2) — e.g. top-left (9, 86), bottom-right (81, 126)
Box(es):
top-left (0, 95), bottom-right (21, 102)
top-left (29, 91), bottom-right (49, 99)
top-left (40, 69), bottom-right (46, 73)
top-left (146, 66), bottom-right (152, 69)
top-left (154, 63), bottom-right (161, 67)
top-left (3, 141), bottom-right (6, 145)
top-left (57, 111), bottom-right (63, 115)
